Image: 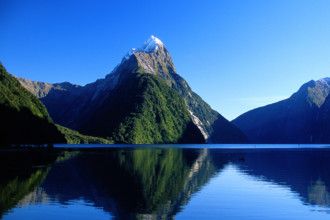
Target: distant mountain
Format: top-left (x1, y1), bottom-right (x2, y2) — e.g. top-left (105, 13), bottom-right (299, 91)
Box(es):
top-left (0, 63), bottom-right (66, 145)
top-left (0, 63), bottom-right (111, 145)
top-left (18, 78), bottom-right (81, 99)
top-left (19, 36), bottom-right (246, 144)
top-left (233, 78), bottom-right (330, 143)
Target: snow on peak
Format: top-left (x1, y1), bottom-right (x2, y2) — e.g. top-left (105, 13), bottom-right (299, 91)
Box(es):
top-left (124, 35), bottom-right (164, 60)
top-left (142, 35), bottom-right (164, 52)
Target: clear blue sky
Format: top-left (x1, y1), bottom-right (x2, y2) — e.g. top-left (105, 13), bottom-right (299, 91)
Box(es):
top-left (1, 0), bottom-right (330, 120)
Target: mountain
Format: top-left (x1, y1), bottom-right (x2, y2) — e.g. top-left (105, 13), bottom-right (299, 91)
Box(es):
top-left (55, 125), bottom-right (112, 144)
top-left (0, 63), bottom-right (66, 145)
top-left (19, 36), bottom-right (246, 144)
top-left (233, 78), bottom-right (330, 143)
top-left (0, 63), bottom-right (112, 145)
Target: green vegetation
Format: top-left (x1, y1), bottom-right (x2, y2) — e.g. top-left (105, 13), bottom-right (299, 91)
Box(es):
top-left (0, 168), bottom-right (49, 216)
top-left (0, 64), bottom-right (50, 119)
top-left (113, 73), bottom-right (203, 143)
top-left (80, 73), bottom-right (204, 143)
top-left (118, 148), bottom-right (191, 212)
top-left (0, 63), bottom-right (66, 145)
top-left (56, 125), bottom-right (112, 144)
top-left (0, 148), bottom-right (217, 218)
top-left (66, 148), bottom-right (213, 217)
top-left (101, 148), bottom-right (216, 217)
top-left (0, 63), bottom-right (116, 145)
top-left (134, 50), bottom-right (247, 143)
top-left (55, 150), bottom-right (80, 162)
top-left (0, 148), bottom-right (62, 216)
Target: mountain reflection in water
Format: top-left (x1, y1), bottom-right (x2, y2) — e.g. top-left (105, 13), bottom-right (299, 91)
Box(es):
top-left (1, 147), bottom-right (330, 219)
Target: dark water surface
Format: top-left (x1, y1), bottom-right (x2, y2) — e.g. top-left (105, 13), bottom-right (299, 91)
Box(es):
top-left (1, 146), bottom-right (330, 219)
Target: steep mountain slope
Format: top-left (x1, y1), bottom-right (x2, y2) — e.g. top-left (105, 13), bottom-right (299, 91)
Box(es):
top-left (1, 63), bottom-right (111, 145)
top-left (17, 78), bottom-right (81, 99)
top-left (78, 70), bottom-right (204, 143)
top-left (19, 36), bottom-right (246, 143)
top-left (123, 36), bottom-right (245, 143)
top-left (18, 78), bottom-right (83, 127)
top-left (233, 78), bottom-right (330, 143)
top-left (0, 63), bottom-right (66, 145)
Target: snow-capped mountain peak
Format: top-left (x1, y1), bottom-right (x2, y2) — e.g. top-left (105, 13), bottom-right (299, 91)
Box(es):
top-left (141, 35), bottom-right (164, 52)
top-left (125, 35), bottom-right (164, 60)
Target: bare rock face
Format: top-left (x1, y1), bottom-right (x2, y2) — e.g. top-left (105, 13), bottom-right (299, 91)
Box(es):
top-left (18, 78), bottom-right (54, 98)
top-left (18, 77), bottom-right (81, 99)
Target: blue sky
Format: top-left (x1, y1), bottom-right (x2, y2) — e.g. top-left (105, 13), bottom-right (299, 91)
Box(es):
top-left (1, 0), bottom-right (330, 120)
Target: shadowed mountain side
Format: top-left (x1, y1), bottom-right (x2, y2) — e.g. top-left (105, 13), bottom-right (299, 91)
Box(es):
top-left (40, 85), bottom-right (84, 128)
top-left (0, 64), bottom-right (66, 145)
top-left (1, 62), bottom-right (112, 145)
top-left (0, 106), bottom-right (66, 145)
top-left (233, 78), bottom-right (330, 143)
top-left (211, 116), bottom-right (247, 143)
top-left (311, 96), bottom-right (330, 142)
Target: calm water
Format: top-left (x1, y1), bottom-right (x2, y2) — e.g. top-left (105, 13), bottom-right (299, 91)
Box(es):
top-left (1, 146), bottom-right (330, 219)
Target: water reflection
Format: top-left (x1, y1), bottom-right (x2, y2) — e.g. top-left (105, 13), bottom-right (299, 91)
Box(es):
top-left (1, 148), bottom-right (330, 219)
top-left (308, 180), bottom-right (330, 206)
top-left (39, 148), bottom-right (217, 219)
top-left (220, 149), bottom-right (330, 208)
top-left (0, 149), bottom-right (59, 216)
